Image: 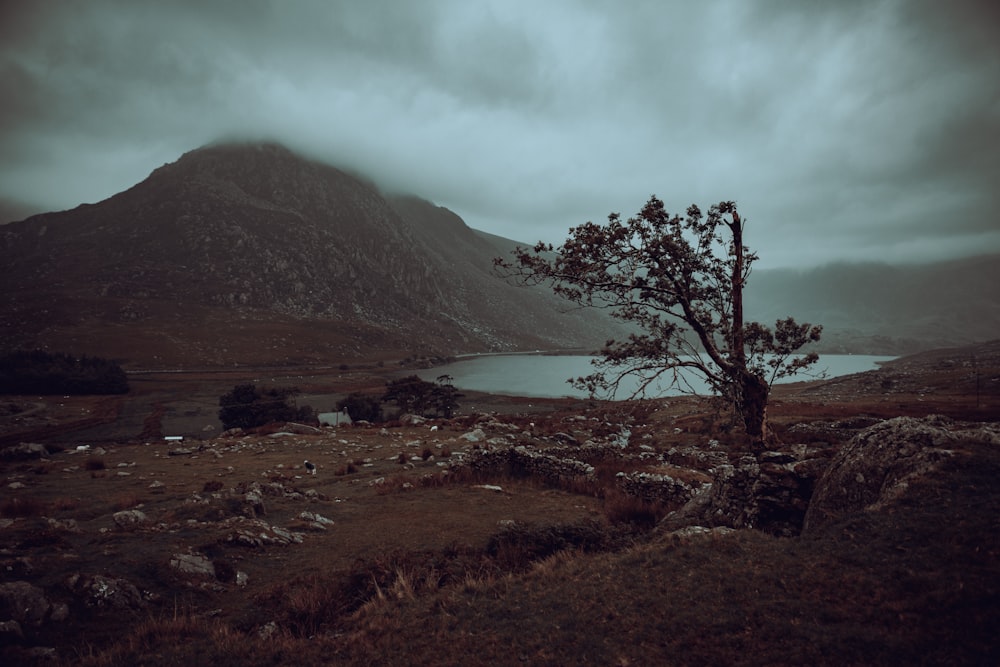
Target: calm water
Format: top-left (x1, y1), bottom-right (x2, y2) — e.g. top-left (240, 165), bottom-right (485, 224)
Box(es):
top-left (418, 354), bottom-right (895, 399)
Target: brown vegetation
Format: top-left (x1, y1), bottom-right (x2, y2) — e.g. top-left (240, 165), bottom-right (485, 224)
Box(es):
top-left (0, 342), bottom-right (997, 665)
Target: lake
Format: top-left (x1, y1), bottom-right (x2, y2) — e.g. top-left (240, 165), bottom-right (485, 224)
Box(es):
top-left (417, 354), bottom-right (895, 400)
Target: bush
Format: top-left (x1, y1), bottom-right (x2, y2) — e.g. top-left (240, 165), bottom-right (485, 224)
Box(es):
top-left (0, 349), bottom-right (129, 395)
top-left (217, 384), bottom-right (314, 430)
top-left (336, 392), bottom-right (382, 422)
top-left (381, 375), bottom-right (462, 418)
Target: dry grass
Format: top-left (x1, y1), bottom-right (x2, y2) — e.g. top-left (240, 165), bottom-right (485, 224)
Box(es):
top-left (0, 496), bottom-right (46, 518)
top-left (83, 455), bottom-right (106, 471)
top-left (1, 356), bottom-right (997, 666)
top-left (601, 490), bottom-right (670, 528)
top-left (202, 480), bottom-right (224, 493)
top-left (111, 492), bottom-right (144, 511)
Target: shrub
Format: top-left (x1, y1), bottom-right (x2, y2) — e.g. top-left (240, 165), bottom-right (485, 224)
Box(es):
top-left (381, 375), bottom-right (462, 418)
top-left (602, 491), bottom-right (669, 529)
top-left (84, 456), bottom-right (106, 471)
top-left (335, 462), bottom-right (358, 476)
top-left (217, 383), bottom-right (314, 430)
top-left (0, 497), bottom-right (46, 518)
top-left (336, 392), bottom-right (382, 423)
top-left (0, 349), bottom-right (129, 395)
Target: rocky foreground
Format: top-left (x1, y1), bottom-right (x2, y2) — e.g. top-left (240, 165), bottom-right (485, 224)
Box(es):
top-left (2, 393), bottom-right (999, 664)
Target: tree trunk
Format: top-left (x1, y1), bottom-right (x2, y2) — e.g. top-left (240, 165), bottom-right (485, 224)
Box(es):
top-left (739, 372), bottom-right (769, 450)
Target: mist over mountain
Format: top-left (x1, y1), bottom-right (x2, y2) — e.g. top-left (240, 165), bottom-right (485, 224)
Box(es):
top-left (1, 141), bottom-right (995, 368)
top-left (0, 142), bottom-right (616, 367)
top-left (746, 256), bottom-right (1000, 354)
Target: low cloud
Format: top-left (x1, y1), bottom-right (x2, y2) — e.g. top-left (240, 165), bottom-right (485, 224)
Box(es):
top-left (1, 0), bottom-right (997, 267)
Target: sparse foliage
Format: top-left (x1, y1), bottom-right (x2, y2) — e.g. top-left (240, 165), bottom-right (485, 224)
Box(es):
top-left (496, 197), bottom-right (821, 445)
top-left (217, 383), bottom-right (314, 430)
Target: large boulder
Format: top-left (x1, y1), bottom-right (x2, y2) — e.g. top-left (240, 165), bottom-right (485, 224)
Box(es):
top-left (0, 581), bottom-right (68, 627)
top-left (66, 574), bottom-right (145, 611)
top-left (802, 416), bottom-right (958, 535)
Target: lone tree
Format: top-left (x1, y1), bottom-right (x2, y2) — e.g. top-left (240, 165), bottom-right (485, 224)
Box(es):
top-left (495, 197), bottom-right (821, 446)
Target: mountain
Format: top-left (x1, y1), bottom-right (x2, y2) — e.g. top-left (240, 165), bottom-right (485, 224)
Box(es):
top-left (745, 256), bottom-right (1000, 354)
top-left (0, 142), bottom-right (617, 368)
top-left (3, 141), bottom-right (995, 367)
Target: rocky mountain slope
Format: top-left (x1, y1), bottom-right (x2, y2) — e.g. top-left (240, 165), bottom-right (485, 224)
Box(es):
top-left (0, 143), bottom-right (616, 367)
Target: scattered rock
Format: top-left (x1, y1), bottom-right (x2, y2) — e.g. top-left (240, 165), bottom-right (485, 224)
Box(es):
top-left (225, 520), bottom-right (305, 547)
top-left (66, 574), bottom-right (145, 611)
top-left (668, 525), bottom-right (736, 539)
top-left (474, 484), bottom-right (503, 493)
top-left (0, 619), bottom-right (24, 644)
top-left (0, 582), bottom-right (61, 627)
top-left (112, 510), bottom-right (147, 531)
top-left (1, 443), bottom-right (49, 461)
top-left (46, 518), bottom-right (81, 533)
top-left (298, 511), bottom-right (334, 530)
top-left (284, 422), bottom-right (323, 435)
top-left (460, 428), bottom-right (486, 442)
top-left (170, 553), bottom-right (216, 578)
top-left (616, 471), bottom-right (695, 506)
top-left (399, 414), bottom-right (427, 426)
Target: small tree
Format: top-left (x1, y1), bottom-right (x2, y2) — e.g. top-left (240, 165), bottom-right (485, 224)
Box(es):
top-left (495, 197), bottom-right (821, 447)
top-left (382, 375), bottom-right (462, 418)
top-left (218, 383), bottom-right (313, 430)
top-left (430, 374), bottom-right (463, 418)
top-left (336, 392), bottom-right (382, 422)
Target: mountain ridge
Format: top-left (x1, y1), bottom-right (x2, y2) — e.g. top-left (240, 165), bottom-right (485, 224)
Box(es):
top-left (0, 142), bottom-right (617, 367)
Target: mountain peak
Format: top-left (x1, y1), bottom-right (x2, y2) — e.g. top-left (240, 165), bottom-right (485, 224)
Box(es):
top-left (0, 143), bottom-right (615, 366)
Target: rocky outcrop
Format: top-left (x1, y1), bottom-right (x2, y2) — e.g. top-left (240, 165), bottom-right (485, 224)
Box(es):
top-left (802, 416), bottom-right (960, 534)
top-left (459, 445), bottom-right (596, 485)
top-left (660, 449), bottom-right (831, 537)
top-left (112, 509), bottom-right (148, 531)
top-left (169, 553), bottom-right (216, 578)
top-left (66, 574), bottom-right (146, 611)
top-left (615, 471), bottom-right (696, 506)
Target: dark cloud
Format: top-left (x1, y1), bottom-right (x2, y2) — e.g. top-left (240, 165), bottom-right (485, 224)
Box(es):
top-left (1, 0), bottom-right (997, 267)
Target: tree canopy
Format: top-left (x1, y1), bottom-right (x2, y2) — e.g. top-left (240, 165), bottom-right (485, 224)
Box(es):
top-left (382, 375), bottom-right (462, 419)
top-left (0, 350), bottom-right (129, 395)
top-left (496, 197), bottom-right (821, 445)
top-left (218, 383), bottom-right (315, 430)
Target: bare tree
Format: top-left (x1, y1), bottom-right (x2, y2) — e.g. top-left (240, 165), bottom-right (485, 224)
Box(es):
top-left (495, 197), bottom-right (822, 447)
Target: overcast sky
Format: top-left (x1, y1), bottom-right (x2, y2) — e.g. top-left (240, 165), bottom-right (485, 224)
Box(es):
top-left (1, 0), bottom-right (998, 268)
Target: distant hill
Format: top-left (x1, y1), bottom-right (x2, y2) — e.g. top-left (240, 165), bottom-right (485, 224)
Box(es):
top-left (745, 256), bottom-right (1000, 354)
top-left (0, 142), bottom-right (616, 368)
